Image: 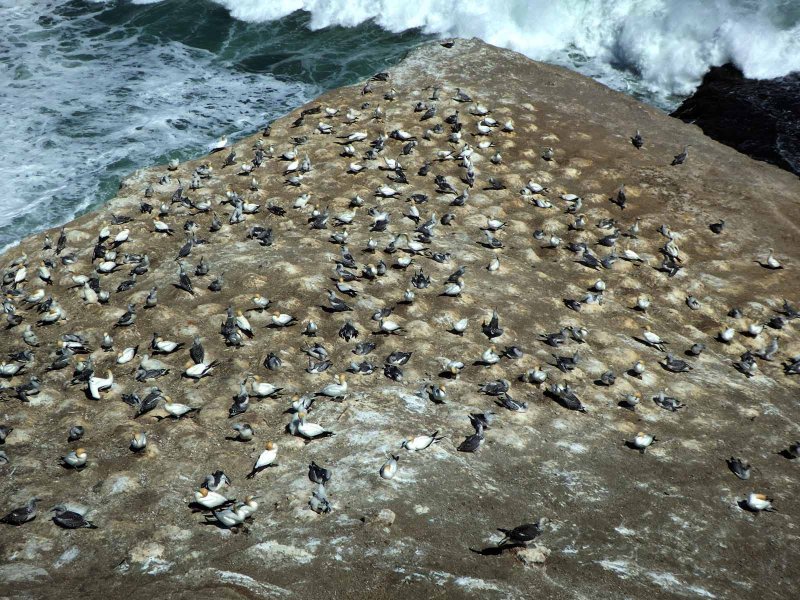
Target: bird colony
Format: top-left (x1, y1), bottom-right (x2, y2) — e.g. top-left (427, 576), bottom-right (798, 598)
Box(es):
top-left (0, 39), bottom-right (798, 597)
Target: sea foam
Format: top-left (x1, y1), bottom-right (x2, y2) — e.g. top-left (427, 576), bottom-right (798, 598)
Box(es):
top-left (201, 0), bottom-right (800, 100)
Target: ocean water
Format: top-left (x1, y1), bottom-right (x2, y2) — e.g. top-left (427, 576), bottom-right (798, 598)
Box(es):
top-left (1, 0), bottom-right (798, 252)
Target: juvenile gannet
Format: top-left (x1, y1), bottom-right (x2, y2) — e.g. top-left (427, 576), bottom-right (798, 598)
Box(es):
top-left (231, 423), bottom-right (254, 442)
top-left (1, 497), bottom-right (39, 525)
top-left (51, 505), bottom-right (97, 529)
top-left (497, 520), bottom-right (546, 546)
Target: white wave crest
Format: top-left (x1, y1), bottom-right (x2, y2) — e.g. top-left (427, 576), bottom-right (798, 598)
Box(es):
top-left (205, 0), bottom-right (800, 97)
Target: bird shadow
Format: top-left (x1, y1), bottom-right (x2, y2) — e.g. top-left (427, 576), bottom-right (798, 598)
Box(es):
top-left (469, 542), bottom-right (525, 556)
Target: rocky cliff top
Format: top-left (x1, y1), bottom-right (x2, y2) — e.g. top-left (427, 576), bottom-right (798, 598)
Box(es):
top-left (1, 38), bottom-right (799, 599)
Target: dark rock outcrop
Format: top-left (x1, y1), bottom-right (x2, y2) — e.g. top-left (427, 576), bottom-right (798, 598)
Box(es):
top-left (671, 63), bottom-right (800, 176)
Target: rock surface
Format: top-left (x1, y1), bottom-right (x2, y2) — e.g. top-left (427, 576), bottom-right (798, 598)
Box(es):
top-left (1, 38), bottom-right (799, 599)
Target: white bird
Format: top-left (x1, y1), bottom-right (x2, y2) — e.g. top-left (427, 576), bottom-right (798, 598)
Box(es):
top-left (525, 366), bottom-right (548, 384)
top-left (526, 180), bottom-right (546, 194)
top-left (252, 296), bottom-right (270, 310)
top-left (642, 328), bottom-right (665, 350)
top-left (401, 431), bottom-right (442, 451)
top-left (61, 448), bottom-right (88, 469)
top-left (485, 218), bottom-right (505, 231)
top-left (271, 312), bottom-right (295, 326)
top-left (444, 359), bottom-right (465, 375)
top-left (764, 249), bottom-right (782, 269)
top-left (113, 229), bottom-right (129, 245)
top-left (249, 376), bottom-right (282, 397)
top-left (284, 159), bottom-right (299, 174)
top-left (13, 266), bottom-right (27, 284)
top-left (376, 185), bottom-right (398, 198)
top-left (281, 146), bottom-right (298, 160)
top-left (747, 323), bottom-right (764, 337)
top-left (153, 337), bottom-right (181, 353)
top-left (246, 442), bottom-right (278, 479)
top-left (442, 279), bottom-right (464, 297)
top-left (82, 283), bottom-right (98, 305)
top-left (164, 398), bottom-right (199, 418)
top-left (235, 311), bottom-right (253, 337)
top-left (297, 411), bottom-right (334, 440)
top-left (379, 319), bottom-right (403, 334)
top-left (348, 162), bottom-right (365, 174)
top-left (452, 317), bottom-right (469, 333)
top-left (87, 371), bottom-right (113, 400)
top-left (184, 361), bottom-right (217, 379)
top-left (745, 492), bottom-right (775, 512)
top-left (470, 104), bottom-right (489, 116)
top-left (37, 263), bottom-right (51, 284)
top-left (481, 347), bottom-right (500, 364)
top-left (208, 136), bottom-right (228, 152)
top-left (347, 131), bottom-right (367, 142)
top-left (289, 393), bottom-right (314, 414)
top-left (238, 495), bottom-right (259, 518)
top-left (96, 260), bottom-right (118, 274)
top-left (622, 248), bottom-right (644, 262)
top-left (193, 487), bottom-right (230, 509)
top-left (209, 505), bottom-right (247, 528)
top-left (380, 454), bottom-right (399, 479)
top-left (116, 346), bottom-right (138, 365)
top-left (719, 327), bottom-right (735, 343)
top-left (632, 432), bottom-right (655, 452)
top-left (318, 373), bottom-right (347, 398)
top-left (293, 193), bottom-right (311, 209)
top-left (25, 287), bottom-right (46, 303)
top-left (153, 220), bottom-right (173, 234)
